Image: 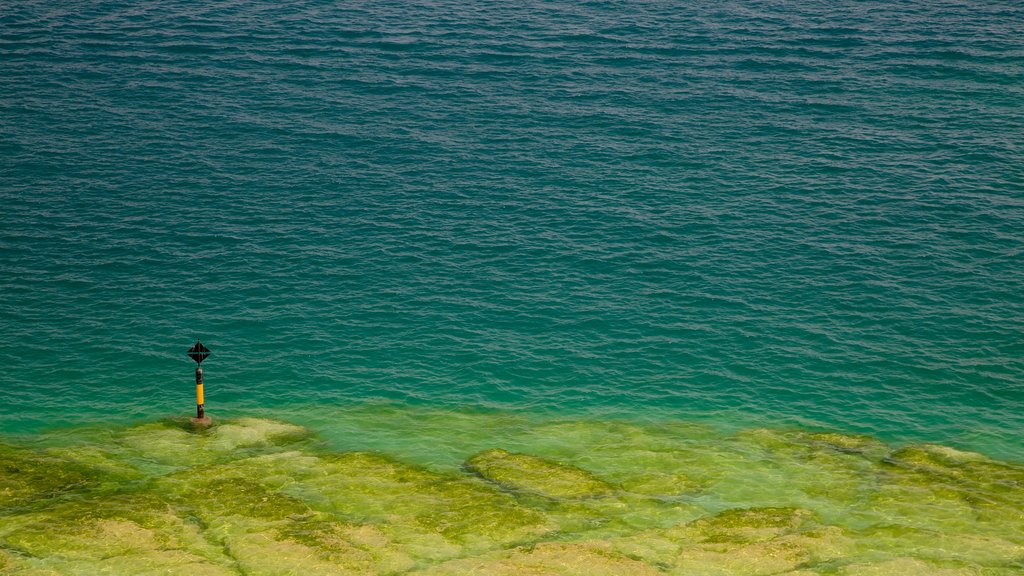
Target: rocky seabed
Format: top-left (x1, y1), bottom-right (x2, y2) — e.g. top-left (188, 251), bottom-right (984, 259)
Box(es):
top-left (0, 415), bottom-right (1022, 575)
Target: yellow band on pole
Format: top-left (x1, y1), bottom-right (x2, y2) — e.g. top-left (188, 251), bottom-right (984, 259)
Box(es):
top-left (196, 383), bottom-right (204, 406)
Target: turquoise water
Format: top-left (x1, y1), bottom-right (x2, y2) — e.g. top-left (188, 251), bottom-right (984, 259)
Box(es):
top-left (1, 0), bottom-right (1023, 461)
top-left (3, 3), bottom-right (1024, 574)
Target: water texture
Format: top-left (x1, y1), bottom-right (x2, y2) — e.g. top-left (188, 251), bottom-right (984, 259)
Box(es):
top-left (1, 0), bottom-right (1023, 483)
top-left (2, 0), bottom-right (1024, 572)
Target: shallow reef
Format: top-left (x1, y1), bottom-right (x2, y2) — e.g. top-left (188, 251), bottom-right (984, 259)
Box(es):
top-left (0, 410), bottom-right (1021, 575)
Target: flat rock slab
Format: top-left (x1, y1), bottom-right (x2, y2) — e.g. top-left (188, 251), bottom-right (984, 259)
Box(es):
top-left (465, 448), bottom-right (614, 499)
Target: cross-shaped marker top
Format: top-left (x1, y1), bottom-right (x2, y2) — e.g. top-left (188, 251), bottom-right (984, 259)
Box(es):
top-left (187, 341), bottom-right (210, 364)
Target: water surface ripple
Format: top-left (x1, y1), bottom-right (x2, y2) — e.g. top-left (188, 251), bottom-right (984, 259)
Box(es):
top-left (1, 0), bottom-right (1022, 458)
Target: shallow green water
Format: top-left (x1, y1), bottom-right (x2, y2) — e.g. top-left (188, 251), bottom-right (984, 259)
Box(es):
top-left (1, 409), bottom-right (1022, 574)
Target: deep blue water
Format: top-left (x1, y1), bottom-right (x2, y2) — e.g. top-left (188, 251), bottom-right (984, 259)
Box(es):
top-left (1, 0), bottom-right (1022, 457)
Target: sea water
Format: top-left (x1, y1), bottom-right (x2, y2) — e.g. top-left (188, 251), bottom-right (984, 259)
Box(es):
top-left (0, 0), bottom-right (1022, 573)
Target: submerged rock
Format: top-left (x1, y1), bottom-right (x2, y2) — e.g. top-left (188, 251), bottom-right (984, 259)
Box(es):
top-left (0, 445), bottom-right (98, 507)
top-left (42, 444), bottom-right (144, 486)
top-left (836, 557), bottom-right (982, 575)
top-left (875, 443), bottom-right (1024, 540)
top-left (208, 417), bottom-right (313, 451)
top-left (884, 444), bottom-right (1024, 500)
top-left (274, 520), bottom-right (415, 574)
top-left (1, 414), bottom-right (1021, 575)
top-left (675, 512), bottom-right (851, 575)
top-left (0, 494), bottom-right (234, 575)
top-left (619, 470), bottom-right (695, 497)
top-left (687, 428), bottom-right (885, 525)
top-left (736, 428), bottom-right (889, 458)
top-left (802, 432), bottom-right (890, 458)
top-left (307, 451), bottom-right (554, 558)
top-left (163, 474), bottom-right (313, 524)
top-left (111, 417), bottom-right (312, 470)
top-left (679, 507), bottom-right (815, 544)
top-left (222, 520), bottom-right (416, 576)
top-left (522, 420), bottom-right (712, 494)
top-left (465, 448), bottom-right (614, 499)
top-left (623, 507), bottom-right (854, 576)
top-left (884, 444), bottom-right (993, 483)
top-left (152, 448), bottom-right (554, 564)
top-left (852, 525), bottom-right (1024, 568)
top-left (411, 541), bottom-right (662, 576)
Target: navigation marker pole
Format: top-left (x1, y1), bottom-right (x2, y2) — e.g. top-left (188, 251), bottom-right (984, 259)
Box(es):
top-left (187, 340), bottom-right (212, 426)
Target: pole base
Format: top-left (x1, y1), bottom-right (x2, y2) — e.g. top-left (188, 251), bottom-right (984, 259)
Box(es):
top-left (190, 416), bottom-right (213, 427)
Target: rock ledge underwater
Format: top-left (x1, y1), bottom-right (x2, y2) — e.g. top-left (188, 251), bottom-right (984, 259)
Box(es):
top-left (0, 415), bottom-right (1021, 575)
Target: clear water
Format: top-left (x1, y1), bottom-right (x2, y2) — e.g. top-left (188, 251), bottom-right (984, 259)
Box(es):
top-left (1, 0), bottom-right (1023, 573)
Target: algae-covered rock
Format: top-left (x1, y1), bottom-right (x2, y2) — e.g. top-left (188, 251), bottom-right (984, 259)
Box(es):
top-left (857, 471), bottom-right (977, 530)
top-left (868, 443), bottom-right (1024, 540)
top-left (274, 520), bottom-right (415, 574)
top-left (0, 494), bottom-right (234, 575)
top-left (42, 444), bottom-right (144, 487)
top-left (465, 448), bottom-right (614, 499)
top-left (836, 557), bottom-right (981, 575)
top-left (527, 419), bottom-right (715, 456)
top-left (735, 428), bottom-right (889, 458)
top-left (207, 417), bottom-right (313, 452)
top-left (885, 444), bottom-right (991, 476)
top-left (411, 541), bottom-right (663, 576)
top-left (589, 506), bottom-right (852, 575)
top-left (1, 413), bottom-right (1021, 575)
top-left (802, 432), bottom-right (890, 458)
top-left (540, 491), bottom-right (705, 542)
top-left (151, 453), bottom-right (430, 575)
top-left (2, 555), bottom-right (232, 576)
top-left (680, 428), bottom-right (884, 524)
top-left (308, 451), bottom-right (553, 557)
top-left (666, 508), bottom-right (853, 575)
top-left (673, 536), bottom-right (820, 576)
top-left (581, 446), bottom-right (702, 500)
top-left (852, 525), bottom-right (1024, 567)
top-left (884, 444), bottom-right (1024, 500)
top-left (523, 420), bottom-right (712, 497)
top-left (152, 448), bottom-right (554, 564)
top-left (619, 470), bottom-right (695, 497)
top-left (0, 445), bottom-right (98, 507)
top-left (167, 474), bottom-right (313, 524)
top-left (112, 417), bottom-right (312, 470)
top-left (884, 444), bottom-right (1024, 505)
top-left (221, 520), bottom-right (416, 576)
top-left (141, 452), bottom-right (431, 574)
top-left (680, 507), bottom-right (814, 544)
top-left (669, 531), bottom-right (850, 575)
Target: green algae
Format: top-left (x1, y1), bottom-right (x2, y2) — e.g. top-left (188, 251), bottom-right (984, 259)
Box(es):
top-left (884, 444), bottom-right (1024, 510)
top-left (152, 447), bottom-right (553, 565)
top-left (112, 417), bottom-right (313, 469)
top-left (551, 506), bottom-right (854, 575)
top-left (0, 410), bottom-right (1022, 575)
top-left (834, 557), bottom-right (984, 575)
top-left (465, 448), bottom-right (614, 499)
top-left (0, 446), bottom-right (100, 508)
top-left (869, 443), bottom-right (1024, 544)
top-left (681, 507), bottom-right (815, 544)
top-left (164, 474), bottom-right (313, 523)
top-left (851, 525), bottom-right (1024, 568)
top-left (297, 451), bottom-right (554, 560)
top-left (410, 541), bottom-right (663, 576)
top-left (0, 493), bottom-right (235, 575)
